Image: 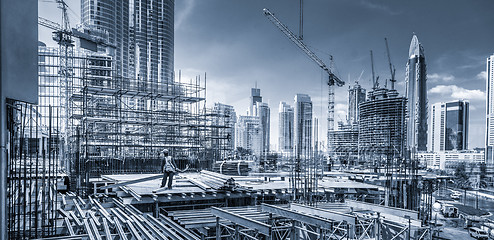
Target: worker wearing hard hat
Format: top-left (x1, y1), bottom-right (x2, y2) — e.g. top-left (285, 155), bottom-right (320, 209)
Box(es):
top-left (160, 149), bottom-right (177, 189)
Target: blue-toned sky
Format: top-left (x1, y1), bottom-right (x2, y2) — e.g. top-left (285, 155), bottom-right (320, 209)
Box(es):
top-left (39, 0), bottom-right (494, 149)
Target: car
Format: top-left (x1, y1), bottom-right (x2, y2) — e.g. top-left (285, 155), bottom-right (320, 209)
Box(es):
top-left (450, 192), bottom-right (461, 200)
top-left (469, 227), bottom-right (489, 239)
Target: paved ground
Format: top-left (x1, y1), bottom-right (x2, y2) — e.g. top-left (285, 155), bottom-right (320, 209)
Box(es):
top-left (438, 227), bottom-right (473, 239)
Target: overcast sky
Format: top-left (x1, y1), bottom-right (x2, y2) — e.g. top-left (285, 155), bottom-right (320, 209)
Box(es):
top-left (39, 0), bottom-right (494, 149)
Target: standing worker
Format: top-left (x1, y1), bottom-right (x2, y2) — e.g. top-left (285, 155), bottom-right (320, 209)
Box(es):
top-left (160, 149), bottom-right (177, 189)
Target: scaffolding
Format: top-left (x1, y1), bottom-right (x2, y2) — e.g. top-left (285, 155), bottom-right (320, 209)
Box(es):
top-left (66, 53), bottom-right (210, 194)
top-left (328, 126), bottom-right (359, 166)
top-left (6, 101), bottom-right (61, 239)
top-left (358, 89), bottom-right (406, 167)
top-left (38, 45), bottom-right (235, 196)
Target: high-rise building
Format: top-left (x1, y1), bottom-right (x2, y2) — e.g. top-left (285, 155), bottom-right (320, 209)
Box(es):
top-left (256, 102), bottom-right (270, 154)
top-left (429, 101), bottom-right (469, 152)
top-left (294, 94), bottom-right (313, 159)
top-left (405, 34), bottom-right (428, 152)
top-left (235, 116), bottom-right (262, 156)
top-left (348, 82), bottom-right (366, 125)
top-left (81, 0), bottom-right (174, 87)
top-left (250, 87), bottom-right (262, 115)
top-left (359, 89), bottom-right (407, 164)
top-left (485, 54), bottom-right (494, 165)
top-left (278, 102), bottom-right (294, 154)
top-left (210, 103), bottom-right (237, 159)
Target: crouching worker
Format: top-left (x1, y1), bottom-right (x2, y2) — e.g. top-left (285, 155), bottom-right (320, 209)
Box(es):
top-left (160, 149), bottom-right (177, 189)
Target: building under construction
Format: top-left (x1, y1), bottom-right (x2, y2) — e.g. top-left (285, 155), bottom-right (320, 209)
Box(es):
top-left (328, 125), bottom-right (359, 166)
top-left (358, 88), bottom-right (406, 167)
top-left (38, 45), bottom-right (235, 196)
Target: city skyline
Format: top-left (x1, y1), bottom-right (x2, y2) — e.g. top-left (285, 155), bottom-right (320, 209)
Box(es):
top-left (39, 0), bottom-right (494, 149)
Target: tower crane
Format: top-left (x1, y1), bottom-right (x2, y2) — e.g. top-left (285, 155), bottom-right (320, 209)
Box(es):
top-left (370, 50), bottom-right (379, 90)
top-left (263, 8), bottom-right (344, 136)
top-left (385, 38), bottom-right (396, 90)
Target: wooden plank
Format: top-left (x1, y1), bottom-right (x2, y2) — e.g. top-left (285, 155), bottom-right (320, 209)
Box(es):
top-left (187, 177), bottom-right (212, 191)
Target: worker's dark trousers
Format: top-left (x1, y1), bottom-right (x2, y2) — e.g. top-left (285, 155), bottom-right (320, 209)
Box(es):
top-left (161, 171), bottom-right (174, 188)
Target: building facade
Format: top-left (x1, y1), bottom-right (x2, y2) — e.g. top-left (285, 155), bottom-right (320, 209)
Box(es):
top-left (256, 102), bottom-right (270, 154)
top-left (235, 116), bottom-right (262, 156)
top-left (210, 103), bottom-right (237, 160)
top-left (278, 102), bottom-right (294, 154)
top-left (81, 0), bottom-right (175, 88)
top-left (294, 94), bottom-right (313, 159)
top-left (486, 54), bottom-right (494, 165)
top-left (429, 100), bottom-right (469, 152)
top-left (250, 87), bottom-right (262, 116)
top-left (405, 34), bottom-right (428, 152)
top-left (348, 82), bottom-right (366, 125)
top-left (358, 89), bottom-right (407, 165)
top-left (418, 151), bottom-right (484, 171)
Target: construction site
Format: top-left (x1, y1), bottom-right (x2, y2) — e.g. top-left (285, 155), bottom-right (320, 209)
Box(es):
top-left (4, 1), bottom-right (491, 240)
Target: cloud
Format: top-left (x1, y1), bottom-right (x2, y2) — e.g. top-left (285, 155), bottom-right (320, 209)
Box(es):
top-left (428, 73), bottom-right (455, 83)
top-left (175, 0), bottom-right (195, 30)
top-left (428, 85), bottom-right (485, 101)
top-left (476, 71), bottom-right (487, 80)
top-left (359, 1), bottom-right (400, 15)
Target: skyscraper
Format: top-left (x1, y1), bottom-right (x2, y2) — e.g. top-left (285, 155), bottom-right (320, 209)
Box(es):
top-left (294, 94), bottom-right (313, 159)
top-left (250, 87), bottom-right (262, 115)
top-left (405, 34), bottom-right (428, 152)
top-left (235, 116), bottom-right (262, 156)
top-left (81, 0), bottom-right (174, 88)
top-left (429, 101), bottom-right (469, 152)
top-left (348, 82), bottom-right (366, 125)
top-left (256, 102), bottom-right (270, 154)
top-left (279, 102), bottom-right (294, 154)
top-left (485, 54), bottom-right (494, 165)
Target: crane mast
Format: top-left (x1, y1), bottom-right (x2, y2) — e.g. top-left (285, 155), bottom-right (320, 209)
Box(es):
top-left (385, 38), bottom-right (396, 90)
top-left (263, 8), bottom-right (344, 136)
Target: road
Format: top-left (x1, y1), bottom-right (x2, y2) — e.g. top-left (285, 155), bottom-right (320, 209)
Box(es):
top-left (434, 187), bottom-right (494, 213)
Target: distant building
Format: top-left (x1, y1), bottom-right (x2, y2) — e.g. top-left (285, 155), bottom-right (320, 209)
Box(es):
top-left (405, 34), bottom-right (428, 152)
top-left (210, 103), bottom-right (237, 160)
top-left (348, 82), bottom-right (366, 125)
top-left (278, 102), bottom-right (294, 154)
top-left (359, 88), bottom-right (407, 165)
top-left (250, 87), bottom-right (262, 116)
top-left (294, 94), bottom-right (313, 159)
top-left (486, 54), bottom-right (494, 165)
top-left (235, 116), bottom-right (262, 156)
top-left (418, 150), bottom-right (484, 171)
top-left (429, 100), bottom-right (469, 152)
top-left (328, 125), bottom-right (359, 165)
top-left (329, 82), bottom-right (365, 164)
top-left (81, 0), bottom-right (174, 84)
top-left (256, 102), bottom-right (270, 154)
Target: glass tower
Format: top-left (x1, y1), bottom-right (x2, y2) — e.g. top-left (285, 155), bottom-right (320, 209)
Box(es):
top-left (405, 34), bottom-right (428, 152)
top-left (81, 0), bottom-right (174, 90)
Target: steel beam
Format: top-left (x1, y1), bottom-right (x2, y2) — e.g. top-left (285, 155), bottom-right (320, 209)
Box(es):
top-left (210, 207), bottom-right (271, 236)
top-left (114, 217), bottom-right (129, 240)
top-left (345, 200), bottom-right (419, 219)
top-left (99, 174), bottom-right (162, 190)
top-left (261, 204), bottom-right (333, 229)
top-left (290, 204), bottom-right (356, 225)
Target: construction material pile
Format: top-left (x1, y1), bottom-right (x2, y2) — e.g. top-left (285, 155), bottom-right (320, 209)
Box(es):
top-left (212, 160), bottom-right (250, 176)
